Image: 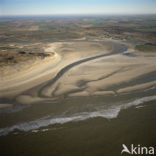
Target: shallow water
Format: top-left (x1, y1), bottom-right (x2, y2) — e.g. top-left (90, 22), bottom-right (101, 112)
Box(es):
top-left (0, 88), bottom-right (156, 135)
top-left (0, 95), bottom-right (156, 156)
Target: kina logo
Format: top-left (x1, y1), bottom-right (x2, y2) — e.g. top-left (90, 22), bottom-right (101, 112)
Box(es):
top-left (121, 144), bottom-right (155, 155)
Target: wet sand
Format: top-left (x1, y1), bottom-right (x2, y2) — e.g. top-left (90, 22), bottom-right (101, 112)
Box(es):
top-left (0, 40), bottom-right (156, 106)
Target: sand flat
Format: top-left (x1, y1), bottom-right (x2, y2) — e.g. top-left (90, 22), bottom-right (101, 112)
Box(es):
top-left (0, 41), bottom-right (156, 106)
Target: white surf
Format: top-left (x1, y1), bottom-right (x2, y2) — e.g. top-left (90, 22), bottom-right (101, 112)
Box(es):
top-left (0, 95), bottom-right (156, 136)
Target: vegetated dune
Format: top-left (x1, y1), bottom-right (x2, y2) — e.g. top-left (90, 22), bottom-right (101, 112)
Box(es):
top-left (0, 43), bottom-right (61, 97)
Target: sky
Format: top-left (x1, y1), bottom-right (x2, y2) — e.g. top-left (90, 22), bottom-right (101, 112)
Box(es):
top-left (0, 0), bottom-right (156, 16)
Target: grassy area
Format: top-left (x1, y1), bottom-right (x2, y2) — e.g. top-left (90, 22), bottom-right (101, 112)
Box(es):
top-left (136, 28), bottom-right (156, 32)
top-left (135, 44), bottom-right (156, 52)
top-left (0, 15), bottom-right (156, 43)
top-left (0, 43), bottom-right (53, 67)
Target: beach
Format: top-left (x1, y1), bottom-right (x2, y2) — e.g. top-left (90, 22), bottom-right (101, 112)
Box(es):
top-left (0, 40), bottom-right (156, 105)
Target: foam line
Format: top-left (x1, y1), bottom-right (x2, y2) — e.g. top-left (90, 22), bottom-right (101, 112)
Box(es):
top-left (0, 95), bottom-right (156, 136)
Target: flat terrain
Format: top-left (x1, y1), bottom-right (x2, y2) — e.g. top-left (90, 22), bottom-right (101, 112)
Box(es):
top-left (0, 15), bottom-right (156, 43)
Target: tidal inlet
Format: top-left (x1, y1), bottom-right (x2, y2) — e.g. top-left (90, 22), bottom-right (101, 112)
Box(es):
top-left (0, 11), bottom-right (156, 156)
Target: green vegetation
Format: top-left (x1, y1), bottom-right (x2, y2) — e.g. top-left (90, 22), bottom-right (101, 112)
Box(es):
top-left (135, 44), bottom-right (156, 52)
top-left (0, 44), bottom-right (52, 66)
top-left (0, 15), bottom-right (156, 43)
top-left (136, 28), bottom-right (156, 32)
top-left (0, 46), bottom-right (16, 50)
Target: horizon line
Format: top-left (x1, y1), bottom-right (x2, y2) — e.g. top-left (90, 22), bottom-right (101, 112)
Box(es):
top-left (1, 13), bottom-right (156, 17)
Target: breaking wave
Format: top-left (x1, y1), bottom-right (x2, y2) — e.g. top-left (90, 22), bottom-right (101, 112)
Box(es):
top-left (0, 95), bottom-right (156, 136)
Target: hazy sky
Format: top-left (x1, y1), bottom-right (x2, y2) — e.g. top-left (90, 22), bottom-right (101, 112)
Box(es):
top-left (0, 0), bottom-right (156, 16)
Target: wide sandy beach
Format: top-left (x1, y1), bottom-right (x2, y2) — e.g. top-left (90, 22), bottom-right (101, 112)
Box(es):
top-left (0, 40), bottom-right (156, 108)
